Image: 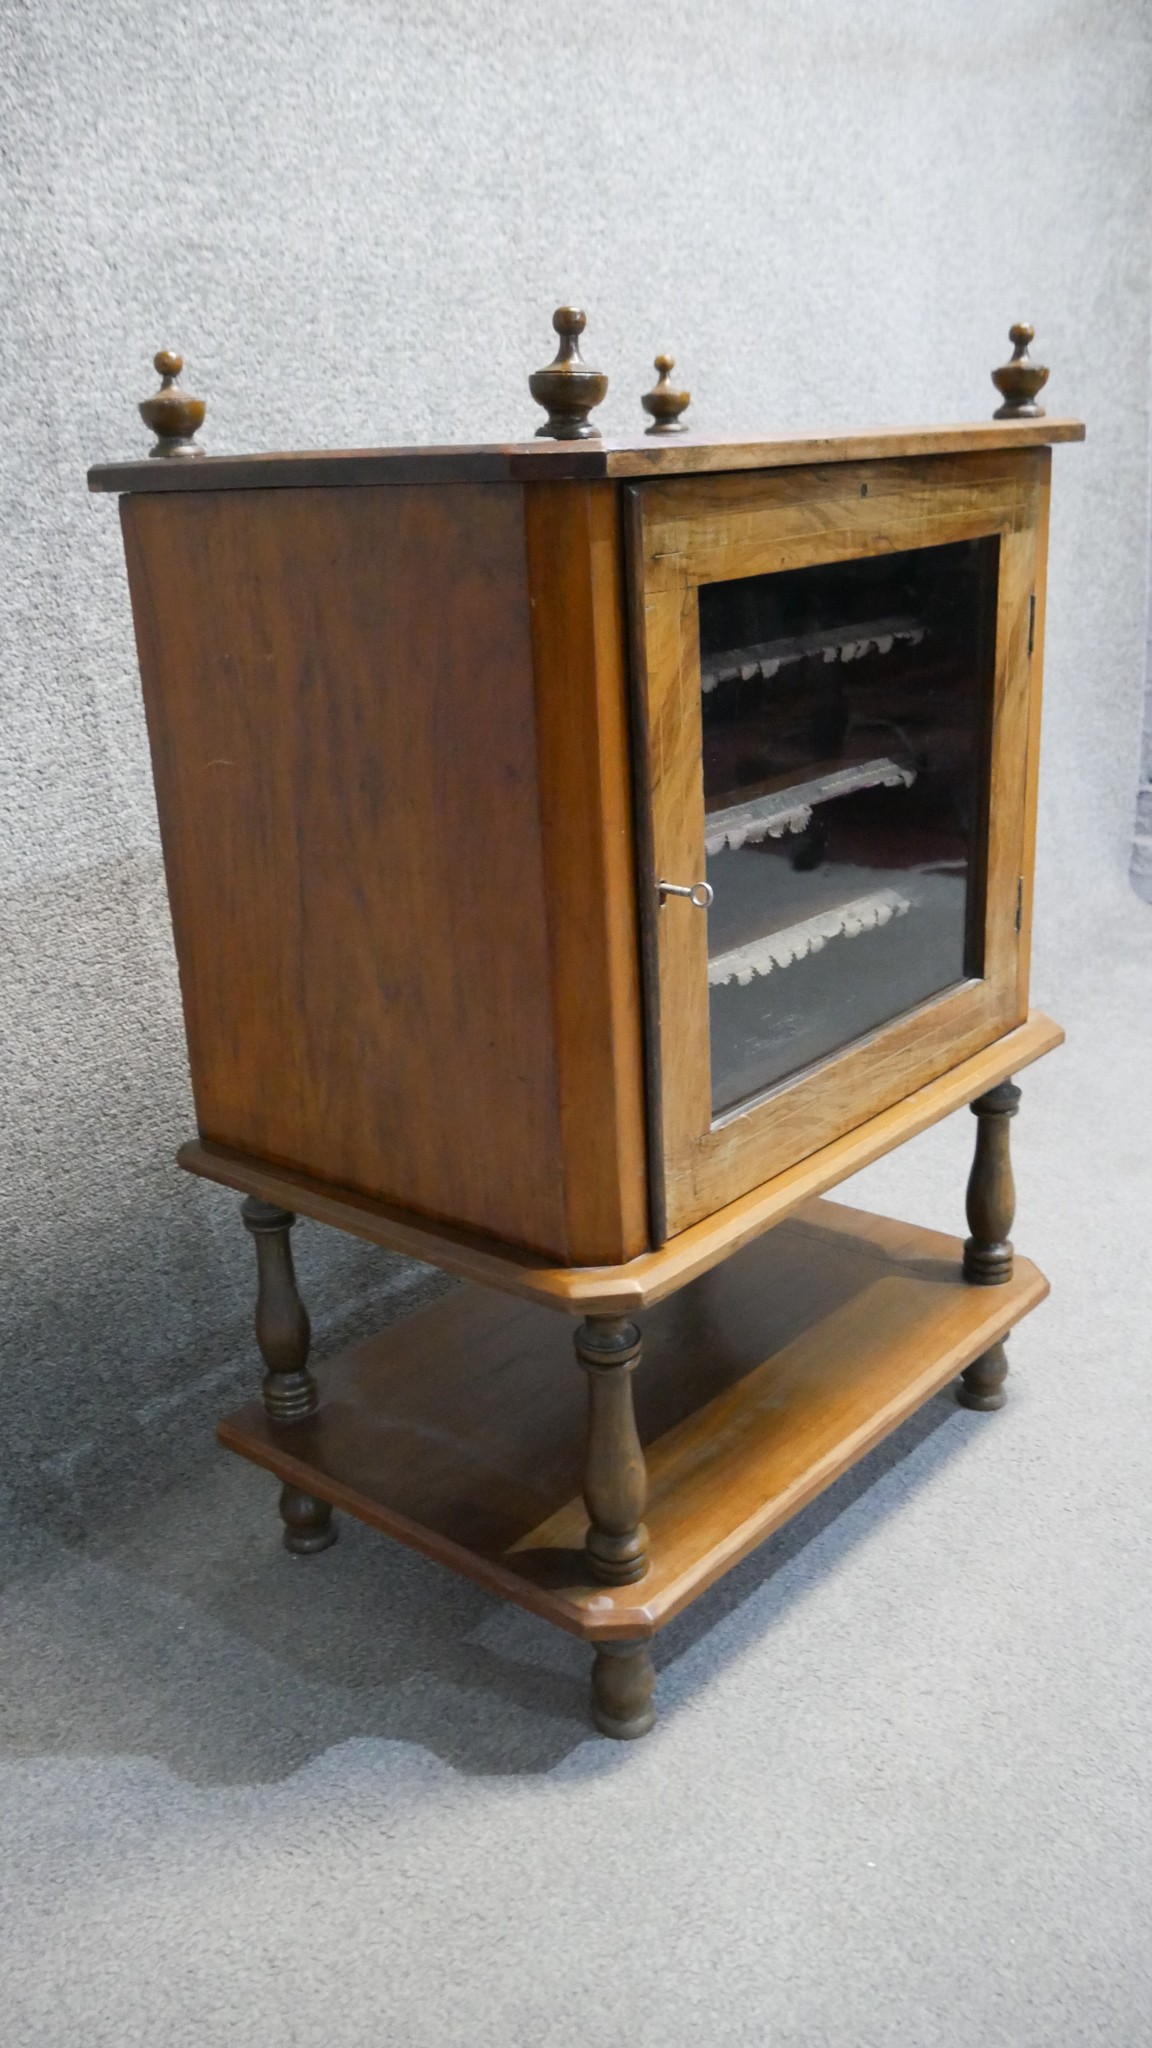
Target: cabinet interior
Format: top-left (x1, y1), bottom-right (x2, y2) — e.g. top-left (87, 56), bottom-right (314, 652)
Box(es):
top-left (698, 536), bottom-right (1001, 1115)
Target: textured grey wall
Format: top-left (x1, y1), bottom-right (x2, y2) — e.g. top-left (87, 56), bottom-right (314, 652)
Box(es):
top-left (3, 0), bottom-right (1150, 1528)
top-left (1130, 506), bottom-right (1152, 898)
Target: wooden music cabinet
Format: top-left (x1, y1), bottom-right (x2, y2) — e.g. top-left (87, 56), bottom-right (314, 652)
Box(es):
top-left (90, 328), bottom-right (1083, 1739)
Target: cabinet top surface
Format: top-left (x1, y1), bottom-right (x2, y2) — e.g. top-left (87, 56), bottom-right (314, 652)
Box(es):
top-left (88, 417), bottom-right (1085, 494)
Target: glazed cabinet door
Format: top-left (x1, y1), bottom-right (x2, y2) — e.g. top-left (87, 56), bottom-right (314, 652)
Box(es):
top-left (627, 450), bottom-right (1049, 1240)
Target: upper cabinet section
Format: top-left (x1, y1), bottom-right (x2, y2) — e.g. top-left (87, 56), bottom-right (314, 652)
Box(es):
top-left (93, 308), bottom-right (1082, 1266)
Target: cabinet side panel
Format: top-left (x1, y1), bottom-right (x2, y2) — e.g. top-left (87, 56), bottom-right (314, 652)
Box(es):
top-left (120, 483), bottom-right (570, 1257)
top-left (1014, 448), bottom-right (1051, 1010)
top-left (524, 482), bottom-right (649, 1262)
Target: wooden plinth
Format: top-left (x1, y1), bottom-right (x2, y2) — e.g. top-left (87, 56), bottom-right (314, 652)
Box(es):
top-left (218, 1198), bottom-right (1046, 1641)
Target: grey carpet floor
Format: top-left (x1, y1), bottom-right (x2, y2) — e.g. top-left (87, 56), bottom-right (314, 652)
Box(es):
top-left (3, 885), bottom-right (1151, 2047)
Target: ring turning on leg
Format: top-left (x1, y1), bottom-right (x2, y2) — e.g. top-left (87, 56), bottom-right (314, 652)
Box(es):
top-left (963, 1080), bottom-right (1020, 1285)
top-left (241, 1197), bottom-right (320, 1422)
top-left (574, 1314), bottom-right (649, 1585)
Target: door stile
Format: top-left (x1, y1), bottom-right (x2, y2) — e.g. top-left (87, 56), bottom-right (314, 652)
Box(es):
top-left (623, 483), bottom-right (669, 1245)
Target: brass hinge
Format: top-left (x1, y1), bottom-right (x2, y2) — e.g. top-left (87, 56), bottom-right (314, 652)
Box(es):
top-left (1028, 593), bottom-right (1036, 656)
top-left (1015, 876), bottom-right (1024, 933)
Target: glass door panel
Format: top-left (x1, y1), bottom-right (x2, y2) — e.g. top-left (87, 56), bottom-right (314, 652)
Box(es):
top-left (627, 453), bottom-right (1043, 1238)
top-left (699, 537), bottom-right (999, 1116)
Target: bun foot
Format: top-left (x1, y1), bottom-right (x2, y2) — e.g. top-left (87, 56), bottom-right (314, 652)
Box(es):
top-left (591, 1641), bottom-right (657, 1740)
top-left (958, 1341), bottom-right (1009, 1412)
top-left (279, 1484), bottom-right (337, 1554)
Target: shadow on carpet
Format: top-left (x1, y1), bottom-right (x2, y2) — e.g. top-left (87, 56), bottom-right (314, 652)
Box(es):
top-left (0, 1385), bottom-right (996, 1784)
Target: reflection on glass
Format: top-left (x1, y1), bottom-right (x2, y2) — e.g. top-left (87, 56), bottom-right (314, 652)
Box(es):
top-left (700, 537), bottom-right (998, 1116)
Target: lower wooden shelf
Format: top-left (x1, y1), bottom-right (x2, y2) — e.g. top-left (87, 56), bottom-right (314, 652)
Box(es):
top-left (218, 1197), bottom-right (1047, 1642)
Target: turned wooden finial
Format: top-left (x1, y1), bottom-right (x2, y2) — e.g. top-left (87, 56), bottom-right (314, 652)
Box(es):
top-left (991, 322), bottom-right (1049, 420)
top-left (139, 348), bottom-right (206, 458)
top-left (529, 306), bottom-right (608, 440)
top-left (642, 353), bottom-right (691, 435)
top-left (958, 1340), bottom-right (1010, 1412)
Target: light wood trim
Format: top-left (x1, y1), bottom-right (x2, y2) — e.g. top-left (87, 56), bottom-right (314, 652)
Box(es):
top-left (631, 452), bottom-right (1048, 1234)
top-left (599, 420), bottom-right (1084, 479)
top-left (179, 1007), bottom-right (1061, 1311)
top-left (88, 418), bottom-right (1085, 495)
top-left (524, 481), bottom-right (649, 1261)
top-left (633, 448), bottom-right (1040, 559)
top-left (124, 481), bottom-right (582, 1258)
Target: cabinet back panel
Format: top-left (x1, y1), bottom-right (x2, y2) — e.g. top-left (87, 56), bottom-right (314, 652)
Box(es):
top-left (121, 484), bottom-right (572, 1256)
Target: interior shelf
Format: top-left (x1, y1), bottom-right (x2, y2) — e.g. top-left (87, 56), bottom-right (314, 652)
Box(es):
top-left (217, 1198), bottom-right (1047, 1641)
top-left (704, 755), bottom-right (916, 857)
top-left (708, 885), bottom-right (912, 986)
top-left (700, 615), bottom-right (926, 694)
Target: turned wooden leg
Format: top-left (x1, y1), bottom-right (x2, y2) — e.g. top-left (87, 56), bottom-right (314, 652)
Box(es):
top-left (591, 1640), bottom-right (657, 1740)
top-left (278, 1483), bottom-right (337, 1554)
top-left (574, 1314), bottom-right (649, 1585)
top-left (963, 1080), bottom-right (1020, 1285)
top-left (241, 1197), bottom-right (320, 1420)
top-left (958, 1339), bottom-right (1009, 1411)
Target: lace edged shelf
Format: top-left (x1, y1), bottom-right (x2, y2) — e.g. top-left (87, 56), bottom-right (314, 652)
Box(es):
top-left (700, 615), bottom-right (926, 695)
top-left (708, 886), bottom-right (912, 987)
top-left (704, 756), bottom-right (916, 858)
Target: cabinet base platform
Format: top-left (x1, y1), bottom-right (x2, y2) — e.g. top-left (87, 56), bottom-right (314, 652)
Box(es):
top-left (218, 1197), bottom-right (1046, 1643)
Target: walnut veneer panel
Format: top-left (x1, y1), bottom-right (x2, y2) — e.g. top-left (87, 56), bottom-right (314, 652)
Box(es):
top-left (523, 481), bottom-right (648, 1261)
top-left (123, 483), bottom-right (584, 1257)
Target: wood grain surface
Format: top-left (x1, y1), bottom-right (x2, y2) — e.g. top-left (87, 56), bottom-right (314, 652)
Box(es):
top-left (181, 1008), bottom-right (1062, 1310)
top-left (523, 481), bottom-right (648, 1259)
top-left (628, 451), bottom-right (1047, 1235)
top-left (124, 478), bottom-right (651, 1263)
top-left (123, 483), bottom-right (582, 1255)
top-left (216, 1196), bottom-right (1049, 1640)
top-left (90, 418), bottom-right (1085, 495)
